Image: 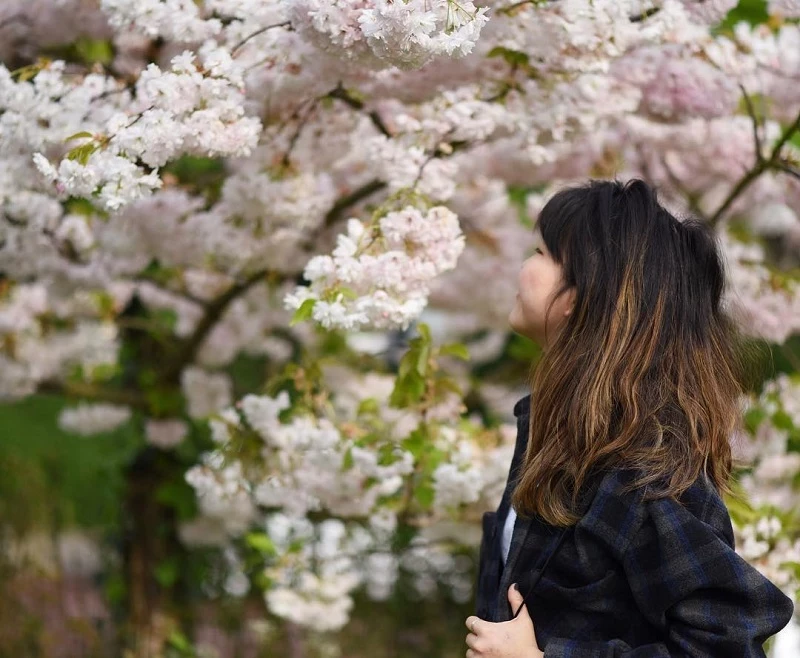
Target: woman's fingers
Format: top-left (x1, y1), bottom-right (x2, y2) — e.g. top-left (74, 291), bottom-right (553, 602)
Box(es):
top-left (465, 615), bottom-right (482, 634)
top-left (466, 650), bottom-right (479, 658)
top-left (466, 632), bottom-right (481, 649)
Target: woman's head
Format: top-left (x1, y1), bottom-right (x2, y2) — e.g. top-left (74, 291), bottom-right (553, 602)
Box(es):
top-left (510, 179), bottom-right (745, 526)
top-left (507, 226), bottom-right (574, 346)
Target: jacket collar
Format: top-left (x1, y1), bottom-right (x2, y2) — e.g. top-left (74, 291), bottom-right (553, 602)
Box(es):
top-left (513, 393), bottom-right (531, 418)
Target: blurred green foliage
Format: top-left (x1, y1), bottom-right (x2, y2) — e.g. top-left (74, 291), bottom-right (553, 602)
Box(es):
top-left (0, 395), bottom-right (140, 532)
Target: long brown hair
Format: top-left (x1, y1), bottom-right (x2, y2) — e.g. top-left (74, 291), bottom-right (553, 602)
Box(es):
top-left (511, 179), bottom-right (749, 526)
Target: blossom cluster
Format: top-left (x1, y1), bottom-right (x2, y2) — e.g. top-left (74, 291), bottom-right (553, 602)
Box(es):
top-left (284, 206), bottom-right (465, 331)
top-left (181, 366), bottom-right (516, 627)
top-left (287, 0), bottom-right (490, 70)
top-left (30, 44), bottom-right (260, 212)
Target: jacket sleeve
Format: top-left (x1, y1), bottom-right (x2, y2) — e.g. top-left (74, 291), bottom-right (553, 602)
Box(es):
top-left (542, 493), bottom-right (795, 657)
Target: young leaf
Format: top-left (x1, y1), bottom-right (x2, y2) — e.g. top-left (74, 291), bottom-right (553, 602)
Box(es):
top-left (290, 298), bottom-right (315, 326)
top-left (65, 131), bottom-right (94, 142)
top-left (439, 342), bottom-right (470, 360)
top-left (246, 532), bottom-right (277, 556)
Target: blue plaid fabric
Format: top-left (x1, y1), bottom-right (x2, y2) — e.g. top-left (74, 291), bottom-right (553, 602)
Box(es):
top-left (475, 394), bottom-right (795, 657)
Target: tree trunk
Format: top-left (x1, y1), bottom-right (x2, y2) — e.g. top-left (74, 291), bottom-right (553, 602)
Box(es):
top-left (121, 446), bottom-right (182, 657)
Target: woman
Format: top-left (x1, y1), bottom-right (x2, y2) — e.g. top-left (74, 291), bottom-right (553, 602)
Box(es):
top-left (467, 180), bottom-right (794, 657)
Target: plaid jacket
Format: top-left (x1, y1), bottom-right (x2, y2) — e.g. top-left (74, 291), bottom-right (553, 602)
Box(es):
top-left (475, 394), bottom-right (795, 657)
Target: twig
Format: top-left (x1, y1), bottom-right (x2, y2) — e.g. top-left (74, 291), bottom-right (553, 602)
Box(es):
top-left (327, 82), bottom-right (392, 138)
top-left (231, 21), bottom-right (291, 56)
top-left (496, 0), bottom-right (542, 15)
top-left (630, 6), bottom-right (661, 22)
top-left (768, 112), bottom-right (800, 160)
top-left (660, 155), bottom-right (708, 221)
top-left (411, 151), bottom-right (438, 189)
top-left (281, 99), bottom-right (319, 168)
top-left (774, 161), bottom-right (800, 181)
top-left (739, 84), bottom-right (763, 163)
top-left (708, 110), bottom-right (800, 227)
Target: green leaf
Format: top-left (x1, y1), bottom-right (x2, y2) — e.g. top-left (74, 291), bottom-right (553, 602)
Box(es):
top-left (144, 387), bottom-right (184, 416)
top-left (74, 38), bottom-right (114, 66)
top-left (714, 0), bottom-right (769, 33)
top-left (724, 492), bottom-right (759, 525)
top-left (154, 558), bottom-right (179, 587)
top-left (773, 410), bottom-right (795, 432)
top-left (416, 322), bottom-right (431, 344)
top-left (342, 446), bottom-right (354, 470)
top-left (88, 362), bottom-right (121, 382)
top-left (104, 572), bottom-right (127, 606)
top-left (150, 308), bottom-right (178, 333)
top-left (414, 482), bottom-right (435, 509)
top-left (357, 398), bottom-right (379, 415)
top-left (253, 571), bottom-right (272, 591)
top-left (338, 286), bottom-right (358, 300)
top-left (402, 428), bottom-right (427, 459)
top-left (245, 532), bottom-right (276, 556)
top-left (65, 197), bottom-right (96, 216)
top-left (487, 46), bottom-right (530, 68)
top-left (743, 407), bottom-right (768, 435)
top-left (11, 59), bottom-right (50, 82)
top-left (290, 299), bottom-right (315, 326)
top-left (155, 481), bottom-right (197, 519)
top-left (439, 343), bottom-right (470, 360)
top-left (508, 333), bottom-right (541, 361)
top-left (390, 372), bottom-right (426, 407)
top-left (64, 131), bottom-right (94, 142)
top-left (65, 142), bottom-right (100, 166)
top-left (167, 630), bottom-right (193, 654)
top-left (416, 344), bottom-right (430, 376)
top-left (397, 350), bottom-right (415, 380)
top-left (377, 443), bottom-right (398, 466)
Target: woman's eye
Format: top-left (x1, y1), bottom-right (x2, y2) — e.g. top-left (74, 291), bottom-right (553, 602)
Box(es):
top-left (534, 247), bottom-right (543, 255)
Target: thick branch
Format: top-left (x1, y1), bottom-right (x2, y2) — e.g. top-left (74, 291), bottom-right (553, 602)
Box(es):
top-left (322, 179), bottom-right (387, 231)
top-left (161, 269), bottom-right (270, 383)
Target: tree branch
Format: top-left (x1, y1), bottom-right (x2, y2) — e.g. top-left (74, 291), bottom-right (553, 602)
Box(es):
top-left (496, 0), bottom-right (544, 15)
top-left (231, 21), bottom-right (291, 56)
top-left (327, 82), bottom-right (392, 138)
top-left (161, 269), bottom-right (270, 383)
top-left (321, 179), bottom-right (387, 231)
top-left (740, 84), bottom-right (763, 163)
top-left (281, 99), bottom-right (319, 169)
top-left (708, 110), bottom-right (800, 227)
top-left (774, 161), bottom-right (800, 181)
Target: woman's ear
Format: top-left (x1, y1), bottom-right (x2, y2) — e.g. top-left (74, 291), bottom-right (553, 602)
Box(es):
top-left (563, 287), bottom-right (576, 316)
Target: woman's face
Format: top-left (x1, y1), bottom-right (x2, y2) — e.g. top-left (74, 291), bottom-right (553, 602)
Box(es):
top-left (508, 229), bottom-right (575, 347)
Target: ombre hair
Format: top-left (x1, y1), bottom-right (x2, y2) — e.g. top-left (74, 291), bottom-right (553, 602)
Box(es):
top-left (511, 179), bottom-right (748, 527)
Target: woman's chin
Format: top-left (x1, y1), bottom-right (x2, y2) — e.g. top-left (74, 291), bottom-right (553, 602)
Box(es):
top-left (507, 313), bottom-right (526, 338)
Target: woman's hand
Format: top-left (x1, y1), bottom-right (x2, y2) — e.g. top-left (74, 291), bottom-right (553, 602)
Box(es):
top-left (464, 584), bottom-right (545, 658)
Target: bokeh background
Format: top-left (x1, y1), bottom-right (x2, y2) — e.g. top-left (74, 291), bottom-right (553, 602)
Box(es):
top-left (1, 0), bottom-right (800, 657)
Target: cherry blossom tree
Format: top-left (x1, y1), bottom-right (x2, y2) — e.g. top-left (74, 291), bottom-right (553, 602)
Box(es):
top-left (1, 0), bottom-right (800, 654)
